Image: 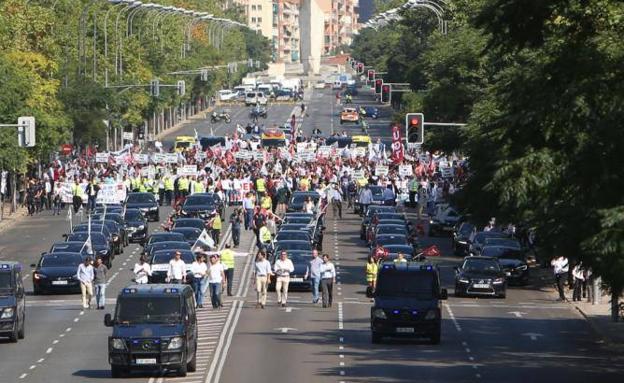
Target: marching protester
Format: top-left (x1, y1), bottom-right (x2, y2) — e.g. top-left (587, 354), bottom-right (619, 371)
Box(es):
top-left (191, 254), bottom-right (208, 308)
top-left (133, 256), bottom-right (152, 284)
top-left (76, 257), bottom-right (94, 309)
top-left (93, 256), bottom-right (108, 310)
top-left (220, 244), bottom-right (236, 296)
top-left (319, 254), bottom-right (336, 308)
top-left (551, 254), bottom-right (570, 302)
top-left (274, 251), bottom-right (295, 307)
top-left (253, 251), bottom-right (272, 309)
top-left (207, 254), bottom-right (227, 309)
top-left (308, 250), bottom-right (323, 304)
top-left (167, 251), bottom-right (187, 284)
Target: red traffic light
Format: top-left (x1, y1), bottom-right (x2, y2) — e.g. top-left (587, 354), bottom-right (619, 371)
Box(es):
top-left (375, 79), bottom-right (382, 85)
top-left (410, 117), bottom-right (419, 126)
top-left (382, 85), bottom-right (390, 92)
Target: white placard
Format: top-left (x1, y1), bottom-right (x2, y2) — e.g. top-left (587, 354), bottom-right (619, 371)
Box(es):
top-left (141, 165), bottom-right (156, 179)
top-left (95, 153), bottom-right (109, 163)
top-left (296, 142), bottom-right (308, 152)
top-left (96, 182), bottom-right (127, 204)
top-left (235, 151), bottom-right (253, 160)
top-left (153, 153), bottom-right (166, 163)
top-left (353, 170), bottom-right (365, 179)
top-left (177, 165), bottom-right (198, 176)
top-left (399, 165), bottom-right (413, 177)
top-left (441, 167), bottom-right (454, 178)
top-left (375, 165), bottom-right (389, 176)
top-left (133, 153), bottom-right (149, 164)
top-left (318, 145), bottom-right (331, 158)
top-left (354, 147), bottom-right (366, 157)
top-left (253, 151), bottom-right (265, 161)
top-left (122, 132), bottom-right (133, 140)
top-left (165, 153), bottom-right (178, 164)
top-left (195, 151), bottom-right (207, 161)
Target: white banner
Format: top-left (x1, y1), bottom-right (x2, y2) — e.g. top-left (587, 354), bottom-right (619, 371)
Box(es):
top-left (354, 147), bottom-right (366, 157)
top-left (133, 153), bottom-right (149, 164)
top-left (318, 145), bottom-right (332, 158)
top-left (353, 170), bottom-right (365, 179)
top-left (375, 165), bottom-right (389, 176)
top-left (165, 153), bottom-right (178, 164)
top-left (253, 151), bottom-right (265, 161)
top-left (234, 151), bottom-right (253, 160)
top-left (95, 153), bottom-right (109, 163)
top-left (96, 182), bottom-right (127, 204)
top-left (399, 165), bottom-right (413, 177)
top-left (441, 167), bottom-right (455, 178)
top-left (177, 165), bottom-right (198, 177)
top-left (153, 153), bottom-right (167, 164)
top-left (195, 151), bottom-right (207, 161)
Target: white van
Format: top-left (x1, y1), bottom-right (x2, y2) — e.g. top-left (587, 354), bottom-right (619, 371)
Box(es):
top-left (257, 84), bottom-right (274, 98)
top-left (245, 91), bottom-right (268, 106)
top-left (218, 89), bottom-right (238, 101)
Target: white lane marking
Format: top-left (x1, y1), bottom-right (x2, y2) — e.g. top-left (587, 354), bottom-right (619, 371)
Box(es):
top-left (59, 334), bottom-right (64, 338)
top-left (338, 302), bottom-right (344, 330)
top-left (19, 373), bottom-right (27, 379)
top-left (46, 347), bottom-right (53, 354)
top-left (37, 358), bottom-right (44, 363)
top-left (79, 311), bottom-right (84, 316)
top-left (22, 274), bottom-right (29, 281)
top-left (52, 339), bottom-right (59, 344)
top-left (65, 327), bottom-right (71, 332)
top-left (29, 365), bottom-right (36, 370)
top-left (73, 317), bottom-right (79, 322)
top-left (444, 304), bottom-right (461, 332)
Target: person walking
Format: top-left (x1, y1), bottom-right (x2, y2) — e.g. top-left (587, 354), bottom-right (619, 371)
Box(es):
top-left (229, 208), bottom-right (242, 247)
top-left (76, 257), bottom-right (94, 309)
top-left (366, 255), bottom-right (379, 300)
top-left (551, 254), bottom-right (569, 302)
top-left (329, 184), bottom-right (343, 219)
top-left (253, 251), bottom-right (273, 309)
top-left (133, 256), bottom-right (152, 284)
top-left (93, 256), bottom-right (108, 310)
top-left (274, 251), bottom-right (294, 307)
top-left (319, 254), bottom-right (336, 308)
top-left (358, 185), bottom-right (373, 216)
top-left (71, 179), bottom-right (84, 214)
top-left (207, 254), bottom-right (226, 309)
top-left (242, 193), bottom-right (255, 230)
top-left (191, 254), bottom-right (208, 308)
top-left (382, 184), bottom-right (396, 206)
top-left (258, 222), bottom-right (272, 252)
top-left (572, 262), bottom-right (585, 302)
top-left (308, 250), bottom-right (323, 304)
top-left (167, 251), bottom-right (187, 284)
top-left (210, 212), bottom-right (222, 246)
top-left (220, 245), bottom-right (235, 296)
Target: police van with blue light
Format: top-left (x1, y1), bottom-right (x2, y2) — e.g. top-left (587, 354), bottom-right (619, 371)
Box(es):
top-left (0, 262), bottom-right (26, 342)
top-left (370, 262), bottom-right (447, 344)
top-left (104, 284), bottom-right (197, 378)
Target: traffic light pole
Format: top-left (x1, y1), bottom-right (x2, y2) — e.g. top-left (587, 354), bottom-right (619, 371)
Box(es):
top-left (424, 122), bottom-right (467, 126)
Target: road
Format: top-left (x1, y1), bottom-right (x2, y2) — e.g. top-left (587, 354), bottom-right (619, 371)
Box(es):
top-left (1, 84), bottom-right (623, 383)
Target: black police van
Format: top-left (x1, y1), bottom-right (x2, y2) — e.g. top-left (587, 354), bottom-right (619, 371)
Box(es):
top-left (0, 262), bottom-right (26, 342)
top-left (104, 284), bottom-right (197, 378)
top-left (370, 262), bottom-right (447, 344)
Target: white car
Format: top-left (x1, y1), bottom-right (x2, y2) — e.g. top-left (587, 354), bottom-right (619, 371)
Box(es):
top-left (245, 91), bottom-right (268, 106)
top-left (314, 80), bottom-right (325, 89)
top-left (218, 90), bottom-right (238, 101)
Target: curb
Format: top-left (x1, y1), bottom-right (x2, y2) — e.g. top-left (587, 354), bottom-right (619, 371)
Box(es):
top-left (573, 304), bottom-right (624, 350)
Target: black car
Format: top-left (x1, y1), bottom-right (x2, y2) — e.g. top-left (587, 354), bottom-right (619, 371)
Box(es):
top-left (277, 224), bottom-right (323, 249)
top-left (374, 224), bottom-right (408, 238)
top-left (105, 284), bottom-right (198, 378)
top-left (287, 191), bottom-right (321, 212)
top-left (92, 219), bottom-right (125, 255)
top-left (468, 231), bottom-right (508, 256)
top-left (49, 241), bottom-right (91, 257)
top-left (124, 208), bottom-right (148, 244)
top-left (199, 136), bottom-right (226, 151)
top-left (94, 204), bottom-right (124, 215)
top-left (181, 194), bottom-right (219, 220)
top-left (480, 246), bottom-right (529, 285)
top-left (0, 262), bottom-right (26, 342)
top-left (94, 213), bottom-right (129, 247)
top-left (126, 192), bottom-right (159, 221)
top-left (428, 207), bottom-right (461, 237)
top-left (143, 232), bottom-right (186, 255)
top-left (454, 256), bottom-right (507, 298)
top-left (371, 234), bottom-right (409, 249)
top-left (371, 262), bottom-right (447, 344)
top-left (274, 230), bottom-right (312, 244)
top-left (171, 227), bottom-right (202, 247)
top-left (453, 222), bottom-right (476, 256)
top-left (31, 253), bottom-right (83, 295)
top-left (149, 250), bottom-right (194, 284)
top-left (66, 232), bottom-right (114, 267)
top-left (273, 240), bottom-right (313, 257)
top-left (72, 223), bottom-right (113, 242)
top-left (146, 242), bottom-right (192, 263)
top-left (173, 218), bottom-right (206, 231)
top-left (359, 206), bottom-right (397, 239)
top-left (282, 215), bottom-right (315, 225)
top-left (324, 136), bottom-right (352, 148)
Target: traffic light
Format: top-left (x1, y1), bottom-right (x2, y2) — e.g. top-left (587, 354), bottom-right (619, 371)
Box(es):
top-left (367, 69), bottom-right (375, 82)
top-left (17, 116), bottom-right (36, 147)
top-left (375, 79), bottom-right (383, 94)
top-left (406, 113), bottom-right (424, 144)
top-left (177, 80), bottom-right (186, 96)
top-left (150, 79), bottom-right (160, 97)
top-left (357, 63), bottom-right (364, 73)
top-left (381, 84), bottom-right (391, 103)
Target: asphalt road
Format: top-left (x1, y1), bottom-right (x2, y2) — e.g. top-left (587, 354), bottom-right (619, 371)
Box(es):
top-left (1, 83), bottom-right (623, 383)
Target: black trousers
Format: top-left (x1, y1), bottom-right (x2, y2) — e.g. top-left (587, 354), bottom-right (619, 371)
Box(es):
top-left (321, 278), bottom-right (333, 307)
top-left (232, 227), bottom-right (240, 246)
top-left (573, 278), bottom-right (583, 301)
top-left (555, 273), bottom-right (566, 300)
top-left (72, 196), bottom-right (82, 214)
top-left (225, 268), bottom-right (234, 296)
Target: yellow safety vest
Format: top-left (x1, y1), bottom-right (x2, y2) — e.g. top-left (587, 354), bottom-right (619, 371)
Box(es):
top-left (261, 196), bottom-right (272, 210)
top-left (256, 178), bottom-right (266, 192)
top-left (260, 226), bottom-right (272, 243)
top-left (299, 178), bottom-right (309, 191)
top-left (164, 178), bottom-right (174, 191)
top-left (193, 181), bottom-right (205, 194)
top-left (178, 178), bottom-right (189, 191)
top-left (72, 184), bottom-right (83, 197)
top-left (356, 178), bottom-right (368, 187)
top-left (212, 215), bottom-right (222, 230)
top-left (366, 262), bottom-right (378, 282)
top-left (220, 249), bottom-right (235, 269)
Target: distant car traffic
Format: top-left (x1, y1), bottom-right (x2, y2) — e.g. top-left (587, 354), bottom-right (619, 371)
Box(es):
top-left (340, 107), bottom-right (359, 124)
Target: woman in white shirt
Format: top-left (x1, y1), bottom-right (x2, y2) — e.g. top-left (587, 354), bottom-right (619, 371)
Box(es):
top-left (207, 255), bottom-right (227, 309)
top-left (133, 256), bottom-right (152, 284)
top-left (190, 254), bottom-right (208, 308)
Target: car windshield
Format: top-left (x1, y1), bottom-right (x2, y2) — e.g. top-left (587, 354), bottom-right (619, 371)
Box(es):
top-left (115, 297), bottom-right (181, 324)
top-left (376, 272), bottom-right (436, 298)
top-left (174, 220), bottom-right (204, 229)
top-left (52, 243), bottom-right (85, 253)
top-left (184, 195), bottom-right (214, 206)
top-left (276, 242), bottom-right (312, 252)
top-left (152, 252), bottom-right (194, 264)
top-left (127, 194), bottom-right (155, 204)
top-left (0, 272), bottom-right (12, 289)
top-left (376, 236), bottom-right (408, 245)
top-left (284, 217), bottom-right (312, 224)
top-left (151, 242), bottom-right (190, 252)
top-left (292, 194), bottom-right (319, 204)
top-left (474, 232), bottom-right (506, 244)
top-left (484, 238), bottom-right (521, 249)
top-left (124, 210), bottom-right (143, 221)
top-left (275, 232), bottom-right (310, 241)
top-left (149, 234), bottom-right (184, 244)
top-left (463, 259), bottom-right (501, 272)
top-left (377, 226), bottom-right (407, 235)
top-left (482, 247), bottom-right (525, 260)
top-left (173, 229), bottom-right (200, 240)
top-left (41, 255), bottom-right (82, 267)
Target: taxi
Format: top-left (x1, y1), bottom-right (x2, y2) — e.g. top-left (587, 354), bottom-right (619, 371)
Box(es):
top-left (340, 107), bottom-right (359, 124)
top-left (174, 136), bottom-right (196, 152)
top-left (352, 135), bottom-right (372, 148)
top-left (261, 128), bottom-right (287, 148)
top-left (0, 262), bottom-right (26, 342)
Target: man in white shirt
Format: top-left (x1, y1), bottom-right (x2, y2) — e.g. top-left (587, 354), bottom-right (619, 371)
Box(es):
top-left (207, 255), bottom-right (227, 309)
top-left (76, 257), bottom-right (94, 309)
top-left (273, 251), bottom-right (295, 307)
top-left (167, 251), bottom-right (187, 284)
top-left (191, 254), bottom-right (208, 308)
top-left (133, 256), bottom-right (152, 284)
top-left (551, 255), bottom-right (569, 301)
top-left (253, 251), bottom-right (273, 309)
top-left (319, 254), bottom-right (336, 308)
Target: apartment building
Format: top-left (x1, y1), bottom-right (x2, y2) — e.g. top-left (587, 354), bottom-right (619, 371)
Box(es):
top-left (233, 0), bottom-right (274, 38)
top-left (318, 0), bottom-right (359, 55)
top-left (272, 0), bottom-right (301, 63)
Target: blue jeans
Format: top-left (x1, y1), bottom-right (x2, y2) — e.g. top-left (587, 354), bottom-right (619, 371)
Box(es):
top-left (193, 277), bottom-right (205, 306)
top-left (95, 283), bottom-right (106, 308)
top-left (209, 283), bottom-right (222, 308)
top-left (244, 209), bottom-right (253, 230)
top-left (311, 276), bottom-right (320, 303)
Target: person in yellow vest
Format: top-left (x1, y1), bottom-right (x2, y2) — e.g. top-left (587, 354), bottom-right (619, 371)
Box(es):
top-left (138, 178), bottom-right (147, 192)
top-left (260, 194), bottom-right (272, 211)
top-left (164, 175), bottom-right (174, 205)
top-left (192, 177), bottom-right (205, 194)
top-left (220, 244), bottom-right (235, 296)
top-left (71, 179), bottom-right (84, 214)
top-left (256, 177), bottom-right (266, 198)
top-left (131, 176), bottom-right (140, 192)
top-left (366, 255), bottom-right (379, 301)
top-left (210, 212), bottom-right (222, 246)
top-left (258, 223), bottom-right (272, 252)
top-left (299, 176), bottom-right (309, 191)
top-left (143, 178), bottom-right (154, 193)
top-left (356, 176), bottom-right (368, 188)
top-left (178, 176), bottom-right (189, 198)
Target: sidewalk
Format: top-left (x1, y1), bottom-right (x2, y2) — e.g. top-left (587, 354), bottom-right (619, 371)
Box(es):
top-left (573, 299), bottom-right (624, 347)
top-left (0, 204), bottom-right (27, 234)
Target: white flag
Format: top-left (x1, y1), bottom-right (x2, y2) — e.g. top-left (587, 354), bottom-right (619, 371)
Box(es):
top-left (194, 229), bottom-right (215, 249)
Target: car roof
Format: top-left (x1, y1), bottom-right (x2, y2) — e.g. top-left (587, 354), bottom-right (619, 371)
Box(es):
top-left (172, 227), bottom-right (202, 233)
top-left (119, 284), bottom-right (192, 297)
top-left (463, 256), bottom-right (497, 261)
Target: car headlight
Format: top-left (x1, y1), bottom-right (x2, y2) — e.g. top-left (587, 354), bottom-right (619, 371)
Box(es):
top-left (429, 220), bottom-right (434, 224)
top-left (111, 338), bottom-right (126, 350)
top-left (149, 206), bottom-right (158, 211)
top-left (458, 278), bottom-right (470, 284)
top-left (138, 225), bottom-right (145, 230)
top-left (516, 265), bottom-right (528, 271)
top-left (424, 309), bottom-right (438, 320)
top-left (493, 277), bottom-right (505, 284)
top-left (33, 272), bottom-right (47, 280)
top-left (1, 307), bottom-right (15, 319)
top-left (372, 309), bottom-right (387, 319)
top-left (168, 336), bottom-right (184, 349)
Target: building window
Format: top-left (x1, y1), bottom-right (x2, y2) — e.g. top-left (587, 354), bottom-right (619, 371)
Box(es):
top-left (252, 5), bottom-right (256, 10)
top-left (251, 17), bottom-right (256, 22)
top-left (257, 17), bottom-right (262, 23)
top-left (258, 5), bottom-right (262, 10)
